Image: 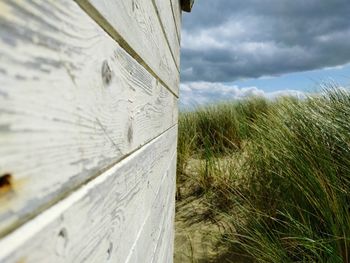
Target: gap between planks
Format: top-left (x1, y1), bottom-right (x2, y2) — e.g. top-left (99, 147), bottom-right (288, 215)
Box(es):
top-left (0, 125), bottom-right (178, 260)
top-left (151, 0), bottom-right (181, 68)
top-left (74, 0), bottom-right (179, 99)
top-left (169, 0), bottom-right (182, 42)
top-left (124, 153), bottom-right (176, 263)
top-left (0, 123), bottom-right (177, 240)
top-left (0, 0), bottom-right (179, 240)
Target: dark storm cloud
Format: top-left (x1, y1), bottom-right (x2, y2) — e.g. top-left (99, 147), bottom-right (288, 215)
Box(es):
top-left (181, 0), bottom-right (350, 82)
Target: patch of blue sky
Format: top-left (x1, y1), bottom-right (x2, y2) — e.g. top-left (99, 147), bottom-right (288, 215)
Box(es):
top-left (230, 63), bottom-right (350, 93)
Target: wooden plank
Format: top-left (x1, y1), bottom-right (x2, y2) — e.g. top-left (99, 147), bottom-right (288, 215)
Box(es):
top-left (116, 151), bottom-right (177, 263)
top-left (155, 208), bottom-right (176, 263)
top-left (125, 155), bottom-right (176, 263)
top-left (153, 0), bottom-right (181, 67)
top-left (0, 126), bottom-right (178, 263)
top-left (77, 0), bottom-right (180, 95)
top-left (152, 196), bottom-right (175, 263)
top-left (150, 157), bottom-right (176, 263)
top-left (155, 173), bottom-right (176, 263)
top-left (152, 179), bottom-right (176, 263)
top-left (170, 0), bottom-right (182, 41)
top-left (0, 0), bottom-right (178, 236)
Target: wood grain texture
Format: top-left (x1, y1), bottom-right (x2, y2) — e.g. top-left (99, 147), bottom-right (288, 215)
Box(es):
top-left (0, 0), bottom-right (178, 236)
top-left (151, 158), bottom-right (176, 263)
top-left (125, 155), bottom-right (176, 263)
top-left (153, 0), bottom-right (181, 67)
top-left (0, 126), bottom-right (177, 263)
top-left (170, 0), bottom-right (182, 41)
top-left (77, 0), bottom-right (180, 95)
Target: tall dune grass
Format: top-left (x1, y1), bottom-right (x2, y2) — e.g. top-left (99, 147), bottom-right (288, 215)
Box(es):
top-left (177, 90), bottom-right (350, 262)
top-left (177, 97), bottom-right (269, 175)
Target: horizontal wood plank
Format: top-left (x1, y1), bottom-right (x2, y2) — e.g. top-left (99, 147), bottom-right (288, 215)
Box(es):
top-left (77, 0), bottom-right (180, 95)
top-left (170, 0), bottom-right (182, 41)
top-left (0, 126), bottom-right (177, 263)
top-left (151, 159), bottom-right (176, 263)
top-left (153, 0), bottom-right (181, 67)
top-left (125, 155), bottom-right (176, 263)
top-left (154, 208), bottom-right (176, 263)
top-left (0, 0), bottom-right (178, 236)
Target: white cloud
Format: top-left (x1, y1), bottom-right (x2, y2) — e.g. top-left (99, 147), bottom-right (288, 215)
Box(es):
top-left (179, 82), bottom-right (305, 109)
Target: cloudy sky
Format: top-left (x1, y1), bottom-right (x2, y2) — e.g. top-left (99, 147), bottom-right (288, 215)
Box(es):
top-left (180, 0), bottom-right (350, 108)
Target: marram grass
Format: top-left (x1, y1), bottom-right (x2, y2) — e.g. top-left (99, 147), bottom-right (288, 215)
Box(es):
top-left (177, 90), bottom-right (350, 262)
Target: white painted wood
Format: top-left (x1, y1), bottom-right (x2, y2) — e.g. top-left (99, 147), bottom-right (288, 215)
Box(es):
top-left (77, 0), bottom-right (180, 95)
top-left (0, 127), bottom-right (177, 263)
top-left (125, 155), bottom-right (177, 263)
top-left (115, 151), bottom-right (176, 263)
top-left (170, 0), bottom-right (182, 42)
top-left (0, 0), bottom-right (178, 236)
top-left (153, 0), bottom-right (181, 67)
top-left (155, 208), bottom-right (176, 263)
top-left (151, 160), bottom-right (176, 263)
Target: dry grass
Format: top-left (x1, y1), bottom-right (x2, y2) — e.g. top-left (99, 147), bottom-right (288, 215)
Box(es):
top-left (175, 89), bottom-right (350, 262)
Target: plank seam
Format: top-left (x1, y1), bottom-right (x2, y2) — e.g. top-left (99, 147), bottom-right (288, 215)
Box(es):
top-left (151, 0), bottom-right (181, 70)
top-left (74, 0), bottom-right (179, 98)
top-left (169, 0), bottom-right (182, 42)
top-left (0, 123), bottom-right (178, 240)
top-left (0, 126), bottom-right (177, 260)
top-left (124, 152), bottom-right (176, 263)
top-left (150, 179), bottom-right (176, 262)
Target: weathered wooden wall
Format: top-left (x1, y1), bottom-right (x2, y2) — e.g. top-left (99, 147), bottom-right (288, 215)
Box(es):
top-left (0, 0), bottom-right (184, 262)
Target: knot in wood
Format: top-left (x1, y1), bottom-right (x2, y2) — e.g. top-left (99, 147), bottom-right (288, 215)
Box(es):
top-left (102, 60), bottom-right (112, 86)
top-left (127, 124), bottom-right (133, 143)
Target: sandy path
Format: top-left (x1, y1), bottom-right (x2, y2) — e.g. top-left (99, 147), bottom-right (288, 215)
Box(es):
top-left (174, 158), bottom-right (250, 263)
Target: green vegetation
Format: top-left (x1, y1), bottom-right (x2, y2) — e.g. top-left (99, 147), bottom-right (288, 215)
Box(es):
top-left (176, 89), bottom-right (350, 262)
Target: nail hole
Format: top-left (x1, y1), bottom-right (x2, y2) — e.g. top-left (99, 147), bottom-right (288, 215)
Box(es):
top-left (56, 228), bottom-right (69, 256)
top-left (0, 173), bottom-right (12, 194)
top-left (0, 173), bottom-right (11, 188)
top-left (58, 228), bottom-right (67, 239)
top-left (101, 60), bottom-right (112, 86)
